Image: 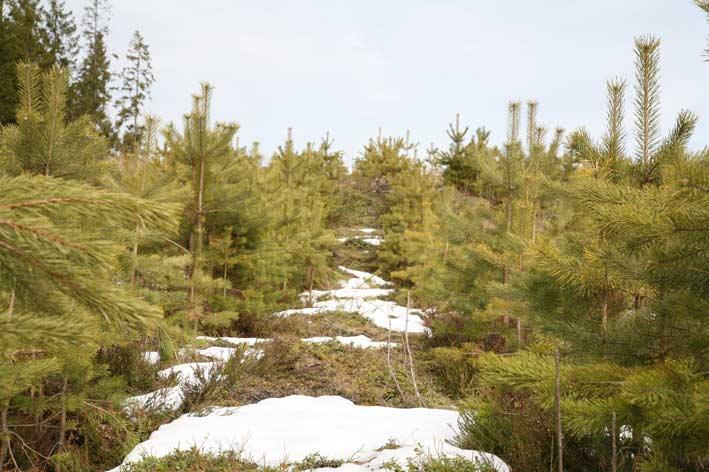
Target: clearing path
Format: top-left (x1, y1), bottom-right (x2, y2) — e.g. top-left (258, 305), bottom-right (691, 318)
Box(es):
top-left (111, 229), bottom-right (509, 472)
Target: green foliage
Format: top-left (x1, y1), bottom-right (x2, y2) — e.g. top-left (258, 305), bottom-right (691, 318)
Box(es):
top-left (115, 447), bottom-right (283, 472)
top-left (0, 11), bottom-right (706, 471)
top-left (115, 30), bottom-right (155, 152)
top-left (0, 0), bottom-right (54, 124)
top-left (70, 0), bottom-right (113, 139)
top-left (429, 346), bottom-right (478, 398)
top-left (0, 62), bottom-right (108, 180)
top-left (164, 83), bottom-right (238, 328)
top-left (455, 37), bottom-right (708, 472)
top-left (382, 446), bottom-right (498, 472)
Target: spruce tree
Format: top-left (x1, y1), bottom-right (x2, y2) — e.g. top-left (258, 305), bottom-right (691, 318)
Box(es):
top-left (0, 0), bottom-right (52, 124)
top-left (42, 0), bottom-right (79, 71)
top-left (71, 0), bottom-right (113, 140)
top-left (0, 2), bottom-right (13, 124)
top-left (115, 30), bottom-right (155, 153)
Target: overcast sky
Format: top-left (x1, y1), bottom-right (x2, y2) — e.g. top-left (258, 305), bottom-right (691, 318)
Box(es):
top-left (67, 0), bottom-right (707, 163)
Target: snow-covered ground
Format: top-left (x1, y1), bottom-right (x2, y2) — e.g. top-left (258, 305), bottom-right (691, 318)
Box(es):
top-left (158, 362), bottom-right (220, 386)
top-left (278, 266), bottom-right (428, 334)
top-left (196, 346), bottom-right (264, 362)
top-left (195, 336), bottom-right (268, 346)
top-left (302, 334), bottom-right (398, 349)
top-left (339, 228), bottom-right (384, 246)
top-left (141, 351), bottom-right (160, 365)
top-left (124, 386), bottom-right (184, 413)
top-left (110, 395), bottom-right (509, 472)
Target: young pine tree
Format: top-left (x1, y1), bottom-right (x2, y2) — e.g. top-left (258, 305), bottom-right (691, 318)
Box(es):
top-left (164, 83), bottom-right (238, 329)
top-left (458, 36), bottom-right (707, 472)
top-left (0, 62), bottom-right (108, 181)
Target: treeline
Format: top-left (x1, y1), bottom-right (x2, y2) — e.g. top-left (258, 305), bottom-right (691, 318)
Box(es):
top-left (0, 0), bottom-right (153, 151)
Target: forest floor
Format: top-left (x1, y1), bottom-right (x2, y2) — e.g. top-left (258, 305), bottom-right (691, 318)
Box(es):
top-left (108, 229), bottom-right (509, 472)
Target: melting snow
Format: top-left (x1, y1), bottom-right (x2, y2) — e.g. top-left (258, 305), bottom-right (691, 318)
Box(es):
top-left (124, 386), bottom-right (184, 413)
top-left (302, 335), bottom-right (398, 349)
top-left (362, 237), bottom-right (382, 246)
top-left (305, 287), bottom-right (394, 302)
top-left (196, 346), bottom-right (264, 362)
top-left (277, 298), bottom-right (427, 334)
top-left (278, 267), bottom-right (427, 334)
top-left (337, 266), bottom-right (390, 287)
top-left (195, 336), bottom-right (268, 346)
top-left (338, 229), bottom-right (384, 247)
top-left (109, 395), bottom-right (509, 472)
top-left (158, 362), bottom-right (220, 386)
top-left (141, 351), bottom-right (160, 365)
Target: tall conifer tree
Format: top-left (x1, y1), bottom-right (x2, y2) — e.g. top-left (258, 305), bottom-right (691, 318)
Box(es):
top-left (115, 30), bottom-right (155, 153)
top-left (71, 0), bottom-right (113, 140)
top-left (42, 0), bottom-right (79, 71)
top-left (0, 0), bottom-right (51, 124)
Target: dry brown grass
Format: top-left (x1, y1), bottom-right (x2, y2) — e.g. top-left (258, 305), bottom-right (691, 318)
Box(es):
top-left (200, 335), bottom-right (452, 409)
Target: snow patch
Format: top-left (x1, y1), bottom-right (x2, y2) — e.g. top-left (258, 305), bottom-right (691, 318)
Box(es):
top-left (361, 237), bottom-right (382, 246)
top-left (337, 266), bottom-right (390, 287)
top-left (302, 335), bottom-right (398, 349)
top-left (108, 395), bottom-right (509, 472)
top-left (158, 362), bottom-right (220, 386)
top-left (304, 287), bottom-right (394, 302)
top-left (196, 346), bottom-right (264, 362)
top-left (277, 298), bottom-right (428, 334)
top-left (141, 351), bottom-right (160, 365)
top-left (124, 386), bottom-right (183, 413)
top-left (196, 336), bottom-right (268, 347)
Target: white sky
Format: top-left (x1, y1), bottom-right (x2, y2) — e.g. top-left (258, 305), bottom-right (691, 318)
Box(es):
top-left (67, 0), bottom-right (708, 163)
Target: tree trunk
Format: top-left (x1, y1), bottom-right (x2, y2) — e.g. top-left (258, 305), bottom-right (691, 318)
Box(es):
top-left (57, 376), bottom-right (68, 450)
top-left (404, 292), bottom-right (424, 407)
top-left (555, 349), bottom-right (563, 472)
top-left (502, 268), bottom-right (510, 325)
top-left (191, 157), bottom-right (206, 330)
top-left (601, 296), bottom-right (609, 335)
top-left (2, 292), bottom-right (13, 463)
top-left (516, 318), bottom-right (523, 345)
top-left (222, 263), bottom-right (228, 297)
top-left (611, 411), bottom-right (618, 472)
top-left (133, 56), bottom-right (140, 152)
top-left (0, 402), bottom-right (9, 469)
top-left (130, 225), bottom-right (141, 286)
top-left (307, 265), bottom-right (315, 306)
